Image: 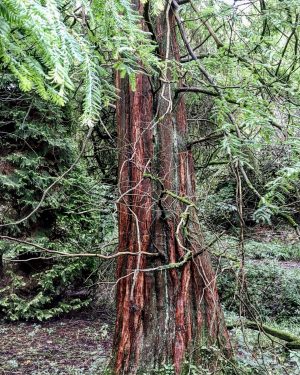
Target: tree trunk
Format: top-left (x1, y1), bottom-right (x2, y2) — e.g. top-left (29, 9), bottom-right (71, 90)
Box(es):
top-left (113, 2), bottom-right (231, 374)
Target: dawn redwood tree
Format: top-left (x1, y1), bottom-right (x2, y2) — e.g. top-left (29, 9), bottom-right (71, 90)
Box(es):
top-left (113, 1), bottom-right (231, 374)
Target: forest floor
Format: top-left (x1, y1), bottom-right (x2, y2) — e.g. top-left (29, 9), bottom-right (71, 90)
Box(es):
top-left (1, 229), bottom-right (300, 374)
top-left (0, 311), bottom-right (113, 375)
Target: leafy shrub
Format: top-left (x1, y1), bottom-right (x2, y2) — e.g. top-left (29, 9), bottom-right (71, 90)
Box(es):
top-left (200, 182), bottom-right (238, 229)
top-left (245, 240), bottom-right (300, 261)
top-left (0, 75), bottom-right (116, 320)
top-left (218, 262), bottom-right (300, 323)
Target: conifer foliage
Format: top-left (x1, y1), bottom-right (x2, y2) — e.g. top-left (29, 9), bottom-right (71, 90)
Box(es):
top-left (0, 0), bottom-right (156, 126)
top-left (1, 1), bottom-right (300, 374)
top-left (0, 73), bottom-right (115, 320)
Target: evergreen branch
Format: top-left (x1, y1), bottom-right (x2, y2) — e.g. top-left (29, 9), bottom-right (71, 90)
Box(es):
top-left (0, 127), bottom-right (93, 228)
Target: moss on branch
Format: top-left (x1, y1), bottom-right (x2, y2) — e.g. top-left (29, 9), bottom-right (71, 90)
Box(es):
top-left (143, 173), bottom-right (196, 207)
top-left (227, 320), bottom-right (300, 349)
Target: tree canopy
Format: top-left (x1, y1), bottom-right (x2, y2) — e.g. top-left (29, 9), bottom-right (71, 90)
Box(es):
top-left (0, 0), bottom-right (156, 125)
top-left (2, 0), bottom-right (300, 223)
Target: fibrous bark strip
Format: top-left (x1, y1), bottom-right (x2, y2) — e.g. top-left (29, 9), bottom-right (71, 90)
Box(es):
top-left (113, 2), bottom-right (231, 374)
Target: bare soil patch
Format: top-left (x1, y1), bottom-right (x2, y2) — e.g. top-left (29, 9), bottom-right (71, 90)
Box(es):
top-left (0, 312), bottom-right (113, 375)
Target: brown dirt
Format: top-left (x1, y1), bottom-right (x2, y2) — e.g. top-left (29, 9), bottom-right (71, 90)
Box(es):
top-left (0, 313), bottom-right (113, 375)
top-left (0, 160), bottom-right (15, 175)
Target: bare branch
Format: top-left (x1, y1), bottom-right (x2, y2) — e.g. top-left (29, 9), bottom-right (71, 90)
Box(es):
top-left (0, 236), bottom-right (159, 259)
top-left (175, 86), bottom-right (239, 105)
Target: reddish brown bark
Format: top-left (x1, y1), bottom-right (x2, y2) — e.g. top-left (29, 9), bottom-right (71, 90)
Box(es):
top-left (113, 2), bottom-right (231, 374)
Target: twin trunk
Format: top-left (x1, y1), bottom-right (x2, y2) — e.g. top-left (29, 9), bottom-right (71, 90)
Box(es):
top-left (113, 2), bottom-right (231, 374)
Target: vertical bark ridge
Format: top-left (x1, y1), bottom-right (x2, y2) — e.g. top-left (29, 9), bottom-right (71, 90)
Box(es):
top-left (113, 2), bottom-right (231, 374)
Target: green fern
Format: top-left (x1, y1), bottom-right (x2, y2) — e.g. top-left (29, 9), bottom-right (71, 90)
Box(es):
top-left (0, 0), bottom-right (157, 127)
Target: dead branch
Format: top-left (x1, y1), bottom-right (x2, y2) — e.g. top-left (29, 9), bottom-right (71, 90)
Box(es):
top-left (0, 236), bottom-right (159, 260)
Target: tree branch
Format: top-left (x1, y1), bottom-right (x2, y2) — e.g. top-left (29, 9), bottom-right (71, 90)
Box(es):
top-left (176, 0), bottom-right (190, 5)
top-left (227, 320), bottom-right (300, 349)
top-left (0, 236), bottom-right (159, 259)
top-left (175, 86), bottom-right (239, 105)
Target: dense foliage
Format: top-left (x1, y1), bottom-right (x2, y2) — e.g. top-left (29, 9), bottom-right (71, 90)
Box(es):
top-left (0, 0), bottom-right (300, 374)
top-left (0, 0), bottom-right (157, 125)
top-left (0, 74), bottom-right (116, 320)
